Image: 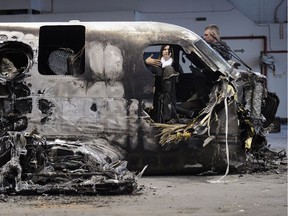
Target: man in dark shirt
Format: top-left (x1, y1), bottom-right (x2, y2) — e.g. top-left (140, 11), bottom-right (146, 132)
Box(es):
top-left (203, 24), bottom-right (232, 61)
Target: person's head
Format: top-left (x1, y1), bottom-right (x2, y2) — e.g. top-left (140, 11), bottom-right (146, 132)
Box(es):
top-left (159, 45), bottom-right (173, 60)
top-left (204, 24), bottom-right (220, 44)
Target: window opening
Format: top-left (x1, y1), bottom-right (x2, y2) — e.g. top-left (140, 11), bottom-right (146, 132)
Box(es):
top-left (143, 44), bottom-right (215, 123)
top-left (0, 41), bottom-right (33, 78)
top-left (38, 25), bottom-right (85, 76)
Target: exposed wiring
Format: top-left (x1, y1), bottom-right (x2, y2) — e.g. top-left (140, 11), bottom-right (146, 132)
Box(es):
top-left (207, 97), bottom-right (238, 184)
top-left (210, 34), bottom-right (252, 71)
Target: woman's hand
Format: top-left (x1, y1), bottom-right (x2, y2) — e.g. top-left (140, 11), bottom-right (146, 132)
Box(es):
top-left (145, 54), bottom-right (161, 67)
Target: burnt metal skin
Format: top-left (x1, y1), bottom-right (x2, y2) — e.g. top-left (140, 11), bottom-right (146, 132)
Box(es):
top-left (0, 21), bottom-right (278, 179)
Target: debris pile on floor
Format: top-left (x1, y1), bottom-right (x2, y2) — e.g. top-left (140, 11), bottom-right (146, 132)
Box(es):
top-left (237, 146), bottom-right (287, 174)
top-left (0, 132), bottom-right (143, 195)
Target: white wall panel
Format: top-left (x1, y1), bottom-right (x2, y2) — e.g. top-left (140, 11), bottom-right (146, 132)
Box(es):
top-left (267, 53), bottom-right (287, 118)
top-left (0, 0), bottom-right (30, 10)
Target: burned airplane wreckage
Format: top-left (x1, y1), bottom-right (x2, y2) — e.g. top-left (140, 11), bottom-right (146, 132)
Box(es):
top-left (0, 22), bottom-right (280, 194)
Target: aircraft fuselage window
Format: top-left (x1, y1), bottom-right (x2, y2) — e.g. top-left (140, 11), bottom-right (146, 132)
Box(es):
top-left (38, 25), bottom-right (85, 76)
top-left (143, 44), bottom-right (213, 124)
